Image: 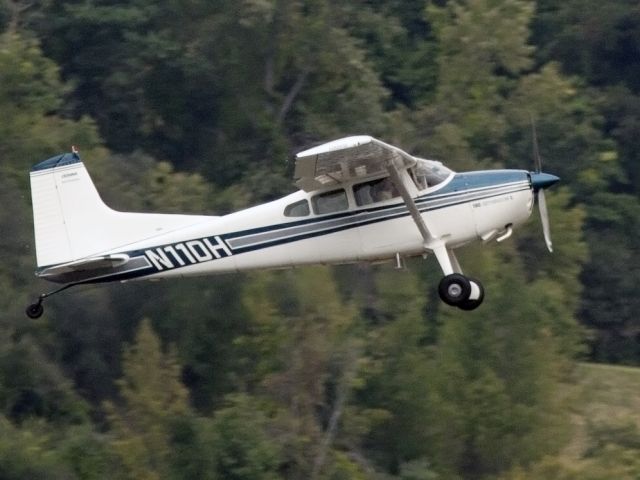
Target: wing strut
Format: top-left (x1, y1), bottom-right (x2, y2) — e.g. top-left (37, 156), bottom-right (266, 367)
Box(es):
top-left (384, 155), bottom-right (465, 277)
top-left (384, 156), bottom-right (434, 243)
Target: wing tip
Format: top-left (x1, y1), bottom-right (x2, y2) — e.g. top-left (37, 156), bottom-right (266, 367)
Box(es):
top-left (296, 135), bottom-right (375, 159)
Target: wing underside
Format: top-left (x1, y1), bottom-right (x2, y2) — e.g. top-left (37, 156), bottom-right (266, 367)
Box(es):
top-left (294, 135), bottom-right (417, 191)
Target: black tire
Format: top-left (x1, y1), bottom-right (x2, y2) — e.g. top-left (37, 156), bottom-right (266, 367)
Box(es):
top-left (438, 274), bottom-right (472, 306)
top-left (458, 278), bottom-right (485, 310)
top-left (25, 303), bottom-right (44, 319)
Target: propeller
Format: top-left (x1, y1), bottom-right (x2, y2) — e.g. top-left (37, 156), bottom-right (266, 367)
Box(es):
top-left (529, 117), bottom-right (559, 252)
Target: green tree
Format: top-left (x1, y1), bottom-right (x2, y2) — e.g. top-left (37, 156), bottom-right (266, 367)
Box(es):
top-left (420, 0), bottom-right (535, 164)
top-left (426, 245), bottom-right (575, 478)
top-left (352, 266), bottom-right (434, 472)
top-left (533, 0), bottom-right (640, 94)
top-left (106, 318), bottom-right (189, 480)
top-left (531, 0), bottom-right (640, 363)
top-left (208, 394), bottom-right (281, 480)
top-left (58, 425), bottom-right (124, 480)
top-left (579, 193), bottom-right (640, 362)
top-left (236, 267), bottom-right (364, 478)
top-left (343, 1), bottom-right (439, 107)
top-left (0, 31), bottom-right (104, 177)
top-left (150, 275), bottom-right (252, 411)
top-left (0, 417), bottom-right (75, 479)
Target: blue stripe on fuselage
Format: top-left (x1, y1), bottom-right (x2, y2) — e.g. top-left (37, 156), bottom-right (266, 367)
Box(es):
top-left (432, 170), bottom-right (530, 195)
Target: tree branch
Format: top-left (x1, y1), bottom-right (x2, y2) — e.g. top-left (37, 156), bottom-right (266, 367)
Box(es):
top-left (6, 0), bottom-right (33, 34)
top-left (277, 66), bottom-right (311, 125)
top-left (310, 348), bottom-right (360, 480)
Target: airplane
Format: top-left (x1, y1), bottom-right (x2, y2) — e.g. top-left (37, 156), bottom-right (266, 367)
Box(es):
top-left (25, 135), bottom-right (559, 318)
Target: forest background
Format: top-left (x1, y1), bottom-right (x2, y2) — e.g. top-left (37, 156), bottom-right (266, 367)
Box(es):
top-left (0, 0), bottom-right (639, 478)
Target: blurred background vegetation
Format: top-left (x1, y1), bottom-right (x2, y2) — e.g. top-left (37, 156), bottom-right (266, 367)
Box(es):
top-left (0, 0), bottom-right (639, 478)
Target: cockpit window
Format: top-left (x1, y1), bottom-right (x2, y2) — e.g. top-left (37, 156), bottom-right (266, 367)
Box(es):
top-left (312, 189), bottom-right (348, 215)
top-left (353, 177), bottom-right (399, 206)
top-left (413, 159), bottom-right (452, 189)
top-left (284, 199), bottom-right (310, 217)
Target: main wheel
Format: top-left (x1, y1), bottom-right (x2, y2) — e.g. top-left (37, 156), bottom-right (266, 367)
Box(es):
top-left (25, 303), bottom-right (44, 319)
top-left (458, 278), bottom-right (485, 311)
top-left (438, 274), bottom-right (471, 306)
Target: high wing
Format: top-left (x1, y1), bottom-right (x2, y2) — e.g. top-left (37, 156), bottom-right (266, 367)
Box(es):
top-left (295, 135), bottom-right (435, 241)
top-left (294, 135), bottom-right (416, 191)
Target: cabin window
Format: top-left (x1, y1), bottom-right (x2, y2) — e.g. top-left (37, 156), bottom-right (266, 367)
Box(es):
top-left (284, 199), bottom-right (310, 217)
top-left (353, 177), bottom-right (399, 206)
top-left (312, 189), bottom-right (348, 215)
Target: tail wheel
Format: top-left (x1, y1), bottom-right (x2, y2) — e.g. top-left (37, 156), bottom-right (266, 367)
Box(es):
top-left (25, 303), bottom-right (44, 319)
top-left (438, 274), bottom-right (471, 306)
top-left (458, 278), bottom-right (485, 311)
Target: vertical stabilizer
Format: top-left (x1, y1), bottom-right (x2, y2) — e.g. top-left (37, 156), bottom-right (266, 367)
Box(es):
top-left (30, 153), bottom-right (99, 267)
top-left (29, 152), bottom-right (210, 269)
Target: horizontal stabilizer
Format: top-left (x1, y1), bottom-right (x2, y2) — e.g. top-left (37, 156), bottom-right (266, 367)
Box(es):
top-left (37, 254), bottom-right (131, 278)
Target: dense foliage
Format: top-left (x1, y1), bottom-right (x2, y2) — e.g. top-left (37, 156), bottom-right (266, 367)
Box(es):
top-left (0, 0), bottom-right (639, 478)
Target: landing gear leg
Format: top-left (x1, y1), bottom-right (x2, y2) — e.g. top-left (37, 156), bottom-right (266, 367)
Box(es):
top-left (25, 283), bottom-right (76, 319)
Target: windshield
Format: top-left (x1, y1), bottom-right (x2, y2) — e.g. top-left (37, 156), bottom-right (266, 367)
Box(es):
top-left (413, 158), bottom-right (453, 189)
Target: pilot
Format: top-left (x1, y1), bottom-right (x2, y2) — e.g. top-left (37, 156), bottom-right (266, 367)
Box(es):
top-left (372, 177), bottom-right (396, 201)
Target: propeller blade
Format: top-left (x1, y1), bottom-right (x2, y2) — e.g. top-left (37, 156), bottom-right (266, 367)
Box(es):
top-left (529, 116), bottom-right (555, 252)
top-left (537, 189), bottom-right (553, 252)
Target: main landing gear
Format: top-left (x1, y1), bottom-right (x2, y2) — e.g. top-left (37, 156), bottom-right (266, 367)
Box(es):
top-left (25, 283), bottom-right (75, 319)
top-left (438, 274), bottom-right (484, 311)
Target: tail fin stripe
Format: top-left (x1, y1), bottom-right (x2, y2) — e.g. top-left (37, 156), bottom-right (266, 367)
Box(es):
top-left (31, 153), bottom-right (81, 172)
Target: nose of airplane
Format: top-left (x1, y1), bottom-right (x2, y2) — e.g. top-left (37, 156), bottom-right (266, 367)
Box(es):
top-left (530, 172), bottom-right (560, 191)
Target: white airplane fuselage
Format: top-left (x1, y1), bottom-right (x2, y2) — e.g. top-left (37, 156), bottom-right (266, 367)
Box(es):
top-left (38, 168), bottom-right (533, 285)
top-left (28, 133), bottom-right (561, 318)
